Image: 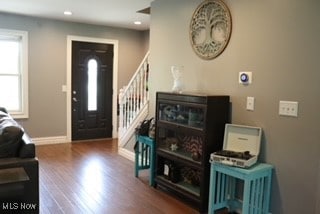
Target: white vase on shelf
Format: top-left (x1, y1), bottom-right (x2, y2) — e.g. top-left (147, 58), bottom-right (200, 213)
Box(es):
top-left (171, 65), bottom-right (184, 93)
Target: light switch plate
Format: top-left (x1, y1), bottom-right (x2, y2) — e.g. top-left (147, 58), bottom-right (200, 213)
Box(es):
top-left (246, 97), bottom-right (255, 111)
top-left (279, 101), bottom-right (298, 117)
top-left (62, 85), bottom-right (67, 92)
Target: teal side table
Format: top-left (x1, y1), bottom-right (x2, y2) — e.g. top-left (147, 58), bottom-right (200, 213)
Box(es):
top-left (208, 162), bottom-right (273, 214)
top-left (134, 135), bottom-right (156, 186)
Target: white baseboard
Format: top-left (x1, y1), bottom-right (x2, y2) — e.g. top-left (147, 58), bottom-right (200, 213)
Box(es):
top-left (118, 147), bottom-right (135, 162)
top-left (32, 136), bottom-right (69, 145)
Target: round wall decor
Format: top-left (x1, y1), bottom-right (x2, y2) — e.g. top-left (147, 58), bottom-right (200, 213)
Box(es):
top-left (190, 0), bottom-right (232, 60)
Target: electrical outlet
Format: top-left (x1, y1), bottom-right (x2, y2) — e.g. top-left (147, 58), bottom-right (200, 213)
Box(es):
top-left (279, 101), bottom-right (298, 117)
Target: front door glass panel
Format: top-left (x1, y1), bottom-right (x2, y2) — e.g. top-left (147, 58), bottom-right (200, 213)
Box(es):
top-left (87, 58), bottom-right (97, 111)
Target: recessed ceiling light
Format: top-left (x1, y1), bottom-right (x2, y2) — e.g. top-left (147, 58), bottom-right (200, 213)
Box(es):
top-left (134, 21), bottom-right (142, 25)
top-left (64, 11), bottom-right (72, 16)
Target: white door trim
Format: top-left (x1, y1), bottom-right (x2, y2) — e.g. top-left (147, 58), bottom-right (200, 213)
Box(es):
top-left (66, 35), bottom-right (119, 141)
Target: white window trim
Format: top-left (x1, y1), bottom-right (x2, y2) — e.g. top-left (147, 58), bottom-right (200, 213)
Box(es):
top-left (0, 28), bottom-right (29, 118)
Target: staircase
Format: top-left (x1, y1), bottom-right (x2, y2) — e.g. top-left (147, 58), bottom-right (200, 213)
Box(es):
top-left (118, 52), bottom-right (150, 160)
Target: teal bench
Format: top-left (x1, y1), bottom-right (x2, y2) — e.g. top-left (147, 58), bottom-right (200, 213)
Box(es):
top-left (208, 162), bottom-right (273, 214)
top-left (134, 135), bottom-right (156, 186)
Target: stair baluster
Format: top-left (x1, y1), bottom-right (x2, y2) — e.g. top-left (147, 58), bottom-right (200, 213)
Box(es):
top-left (118, 52), bottom-right (150, 148)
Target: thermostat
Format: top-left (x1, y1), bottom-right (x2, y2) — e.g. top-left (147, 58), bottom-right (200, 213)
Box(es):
top-left (239, 71), bottom-right (252, 84)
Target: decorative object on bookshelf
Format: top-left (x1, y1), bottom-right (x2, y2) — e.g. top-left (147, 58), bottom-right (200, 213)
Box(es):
top-left (181, 167), bottom-right (201, 186)
top-left (170, 164), bottom-right (180, 183)
top-left (163, 105), bottom-right (177, 121)
top-left (165, 137), bottom-right (179, 150)
top-left (186, 136), bottom-right (203, 161)
top-left (170, 143), bottom-right (179, 152)
top-left (171, 65), bottom-right (184, 93)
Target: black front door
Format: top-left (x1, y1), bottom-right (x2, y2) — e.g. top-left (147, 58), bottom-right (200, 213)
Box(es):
top-left (71, 41), bottom-right (113, 140)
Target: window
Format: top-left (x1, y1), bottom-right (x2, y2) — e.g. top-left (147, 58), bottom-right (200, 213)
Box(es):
top-left (0, 29), bottom-right (28, 118)
top-left (87, 58), bottom-right (97, 111)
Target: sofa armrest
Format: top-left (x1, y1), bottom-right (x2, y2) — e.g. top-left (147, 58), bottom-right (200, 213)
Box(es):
top-left (19, 133), bottom-right (35, 158)
top-left (0, 108), bottom-right (36, 158)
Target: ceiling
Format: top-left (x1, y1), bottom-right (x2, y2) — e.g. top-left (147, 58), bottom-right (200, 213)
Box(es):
top-left (0, 0), bottom-right (153, 30)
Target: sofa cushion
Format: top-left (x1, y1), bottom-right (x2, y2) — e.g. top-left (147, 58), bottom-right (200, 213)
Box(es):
top-left (0, 126), bottom-right (24, 158)
top-left (0, 112), bottom-right (24, 158)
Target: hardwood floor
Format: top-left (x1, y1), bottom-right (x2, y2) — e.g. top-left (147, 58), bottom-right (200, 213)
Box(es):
top-left (36, 139), bottom-right (198, 214)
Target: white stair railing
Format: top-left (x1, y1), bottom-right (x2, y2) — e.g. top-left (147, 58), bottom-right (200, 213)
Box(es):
top-left (118, 52), bottom-right (149, 145)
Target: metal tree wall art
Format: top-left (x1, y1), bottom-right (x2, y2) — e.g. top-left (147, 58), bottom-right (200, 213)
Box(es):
top-left (190, 0), bottom-right (232, 60)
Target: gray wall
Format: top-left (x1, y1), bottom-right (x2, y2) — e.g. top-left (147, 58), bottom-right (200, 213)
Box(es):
top-left (149, 0), bottom-right (320, 213)
top-left (0, 12), bottom-right (149, 138)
